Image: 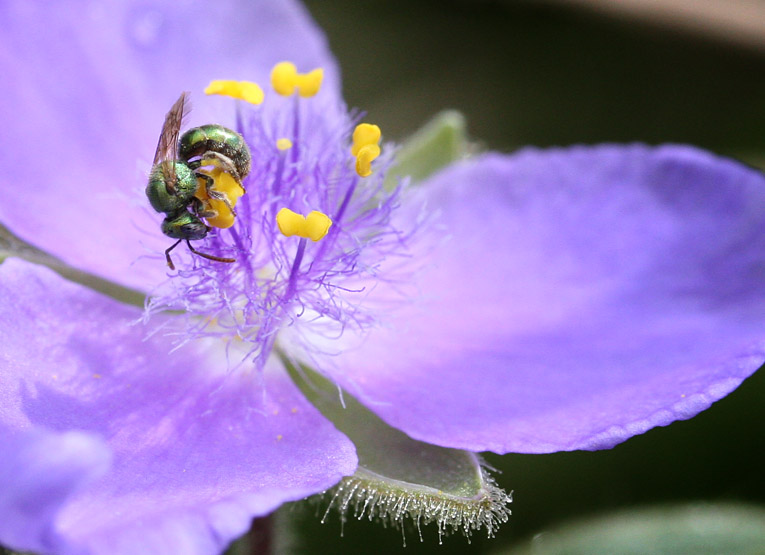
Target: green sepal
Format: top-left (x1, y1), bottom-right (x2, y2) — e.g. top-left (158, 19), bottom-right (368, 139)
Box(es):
top-left (279, 353), bottom-right (511, 540)
top-left (385, 110), bottom-right (469, 189)
top-left (503, 504), bottom-right (765, 555)
top-left (0, 223), bottom-right (145, 307)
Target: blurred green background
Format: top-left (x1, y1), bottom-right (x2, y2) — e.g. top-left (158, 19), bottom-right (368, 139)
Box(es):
top-left (266, 1), bottom-right (765, 553)
top-left (309, 0), bottom-right (765, 158)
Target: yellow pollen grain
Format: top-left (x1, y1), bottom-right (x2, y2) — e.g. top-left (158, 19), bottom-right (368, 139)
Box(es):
top-left (276, 208), bottom-right (332, 241)
top-left (194, 168), bottom-right (245, 229)
top-left (276, 138), bottom-right (293, 150)
top-left (93, 374), bottom-right (102, 379)
top-left (351, 123), bottom-right (381, 177)
top-left (270, 61), bottom-right (323, 97)
top-left (205, 79), bottom-right (264, 105)
top-left (277, 434), bottom-right (283, 441)
top-left (198, 158), bottom-right (218, 168)
top-left (291, 407), bottom-right (298, 414)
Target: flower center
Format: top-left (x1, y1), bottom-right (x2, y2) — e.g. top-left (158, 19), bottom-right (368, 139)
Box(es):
top-left (145, 61), bottom-right (407, 371)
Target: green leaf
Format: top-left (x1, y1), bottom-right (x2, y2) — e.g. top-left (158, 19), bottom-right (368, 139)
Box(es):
top-left (385, 110), bottom-right (468, 189)
top-left (503, 504), bottom-right (765, 555)
top-left (279, 353), bottom-right (511, 542)
top-left (0, 223), bottom-right (145, 307)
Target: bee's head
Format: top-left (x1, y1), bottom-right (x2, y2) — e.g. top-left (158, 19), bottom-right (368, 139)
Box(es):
top-left (161, 212), bottom-right (208, 240)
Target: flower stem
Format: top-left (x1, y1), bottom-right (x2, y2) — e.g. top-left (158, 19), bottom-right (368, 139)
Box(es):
top-left (247, 515), bottom-right (273, 555)
top-left (225, 515), bottom-right (273, 555)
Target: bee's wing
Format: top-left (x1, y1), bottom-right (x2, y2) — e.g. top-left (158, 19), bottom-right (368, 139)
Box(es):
top-left (153, 92), bottom-right (190, 193)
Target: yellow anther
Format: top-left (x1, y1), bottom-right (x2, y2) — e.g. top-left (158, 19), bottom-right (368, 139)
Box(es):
top-left (303, 211), bottom-right (333, 240)
top-left (276, 208), bottom-right (332, 241)
top-left (296, 68), bottom-right (323, 97)
top-left (204, 80), bottom-right (264, 105)
top-left (270, 61), bottom-right (323, 97)
top-left (351, 123), bottom-right (381, 177)
top-left (351, 124), bottom-right (381, 157)
top-left (355, 144), bottom-right (380, 178)
top-left (271, 62), bottom-right (298, 95)
top-left (276, 138), bottom-right (293, 150)
top-left (195, 169), bottom-right (245, 229)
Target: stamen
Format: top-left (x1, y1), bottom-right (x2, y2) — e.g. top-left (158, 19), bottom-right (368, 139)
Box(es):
top-left (352, 123), bottom-right (381, 177)
top-left (195, 169), bottom-right (246, 228)
top-left (276, 208), bottom-right (332, 241)
top-left (204, 80), bottom-right (264, 105)
top-left (270, 61), bottom-right (323, 97)
top-left (276, 138), bottom-right (293, 150)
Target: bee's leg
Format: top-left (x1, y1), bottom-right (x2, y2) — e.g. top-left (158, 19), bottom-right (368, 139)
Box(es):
top-left (192, 197), bottom-right (218, 220)
top-left (165, 239), bottom-right (183, 270)
top-left (199, 151), bottom-right (245, 192)
top-left (195, 169), bottom-right (237, 217)
top-left (185, 240), bottom-right (235, 264)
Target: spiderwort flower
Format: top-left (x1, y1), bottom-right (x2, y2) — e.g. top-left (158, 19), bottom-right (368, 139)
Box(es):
top-left (1, 1), bottom-right (765, 554)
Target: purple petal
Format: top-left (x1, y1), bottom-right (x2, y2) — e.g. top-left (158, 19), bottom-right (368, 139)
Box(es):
top-left (0, 258), bottom-right (356, 554)
top-left (0, 429), bottom-right (111, 554)
top-left (0, 0), bottom-right (338, 292)
top-left (321, 145), bottom-right (765, 454)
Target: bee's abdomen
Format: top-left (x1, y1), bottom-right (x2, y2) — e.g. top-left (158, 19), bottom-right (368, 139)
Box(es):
top-left (179, 125), bottom-right (251, 179)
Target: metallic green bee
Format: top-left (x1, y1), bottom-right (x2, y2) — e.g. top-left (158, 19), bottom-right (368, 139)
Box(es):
top-left (146, 92), bottom-right (252, 270)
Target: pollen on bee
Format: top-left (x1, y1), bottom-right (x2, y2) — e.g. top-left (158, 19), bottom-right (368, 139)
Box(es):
top-left (270, 61), bottom-right (323, 97)
top-left (194, 168), bottom-right (245, 229)
top-left (276, 208), bottom-right (332, 241)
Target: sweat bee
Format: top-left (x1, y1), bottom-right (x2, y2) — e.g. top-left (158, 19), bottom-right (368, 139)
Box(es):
top-left (146, 92), bottom-right (251, 270)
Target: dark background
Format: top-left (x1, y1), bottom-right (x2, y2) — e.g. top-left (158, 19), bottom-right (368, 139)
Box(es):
top-left (273, 1), bottom-right (765, 553)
